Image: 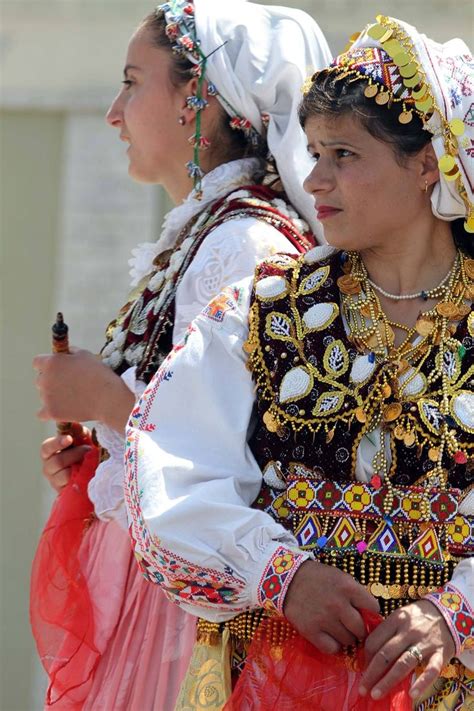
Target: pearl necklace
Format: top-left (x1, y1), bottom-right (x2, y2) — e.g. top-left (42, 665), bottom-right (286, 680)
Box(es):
top-left (367, 257), bottom-right (457, 300)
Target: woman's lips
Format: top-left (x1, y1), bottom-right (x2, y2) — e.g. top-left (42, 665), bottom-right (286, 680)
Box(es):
top-left (316, 205), bottom-right (341, 220)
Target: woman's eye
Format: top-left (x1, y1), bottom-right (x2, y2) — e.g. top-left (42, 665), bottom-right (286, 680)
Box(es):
top-left (121, 79), bottom-right (133, 89)
top-left (337, 148), bottom-right (353, 158)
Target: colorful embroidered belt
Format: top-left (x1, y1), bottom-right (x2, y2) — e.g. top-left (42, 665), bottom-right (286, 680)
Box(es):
top-left (279, 478), bottom-right (474, 558)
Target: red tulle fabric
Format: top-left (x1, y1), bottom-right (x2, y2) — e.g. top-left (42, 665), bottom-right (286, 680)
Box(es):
top-left (225, 611), bottom-right (412, 711)
top-left (30, 441), bottom-right (100, 708)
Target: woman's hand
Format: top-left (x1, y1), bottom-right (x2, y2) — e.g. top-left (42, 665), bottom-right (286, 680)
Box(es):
top-left (33, 348), bottom-right (135, 431)
top-left (360, 599), bottom-right (455, 701)
top-left (40, 431), bottom-right (91, 493)
top-left (284, 560), bottom-right (380, 654)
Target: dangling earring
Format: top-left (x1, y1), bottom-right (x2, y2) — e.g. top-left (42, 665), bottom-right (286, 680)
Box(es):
top-left (424, 180), bottom-right (429, 193)
top-left (178, 116), bottom-right (186, 126)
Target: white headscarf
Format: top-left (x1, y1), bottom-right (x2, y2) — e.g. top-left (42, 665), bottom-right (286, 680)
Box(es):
top-left (352, 17), bottom-right (473, 230)
top-left (177, 0), bottom-right (332, 238)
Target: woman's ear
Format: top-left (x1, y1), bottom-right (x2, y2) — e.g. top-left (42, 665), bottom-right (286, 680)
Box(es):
top-left (179, 77), bottom-right (215, 126)
top-left (418, 143), bottom-right (440, 191)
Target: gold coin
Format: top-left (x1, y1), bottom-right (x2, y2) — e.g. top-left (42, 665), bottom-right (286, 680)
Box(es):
top-left (263, 410), bottom-right (278, 433)
top-left (337, 275), bottom-right (361, 295)
top-left (397, 359), bottom-right (411, 375)
top-left (379, 28), bottom-right (393, 43)
top-left (381, 587), bottom-right (391, 600)
top-left (415, 95), bottom-right (434, 112)
top-left (394, 424), bottom-right (405, 440)
top-left (392, 51), bottom-right (411, 67)
top-left (428, 447), bottom-right (440, 462)
top-left (436, 301), bottom-right (458, 319)
top-left (382, 383), bottom-right (392, 398)
top-left (438, 154), bottom-right (456, 174)
top-left (367, 331), bottom-right (382, 348)
top-left (464, 259), bottom-right (474, 279)
top-left (412, 84), bottom-right (428, 100)
top-left (415, 316), bottom-right (434, 336)
top-left (398, 111), bottom-right (413, 124)
top-left (408, 585), bottom-right (418, 599)
top-left (243, 340), bottom-right (256, 354)
top-left (449, 118), bottom-right (465, 137)
top-left (404, 431), bottom-right (416, 446)
top-left (360, 301), bottom-right (374, 317)
top-left (383, 39), bottom-right (403, 57)
top-left (418, 585), bottom-right (428, 597)
top-left (375, 92), bottom-right (390, 105)
top-left (383, 402), bottom-right (402, 422)
top-left (355, 407), bottom-right (367, 423)
top-left (367, 23), bottom-right (386, 40)
top-left (364, 84), bottom-right (379, 98)
top-left (371, 582), bottom-right (385, 597)
top-left (465, 215), bottom-right (474, 234)
top-left (455, 303), bottom-right (470, 318)
top-left (399, 61), bottom-right (418, 78)
top-left (403, 73), bottom-right (422, 88)
top-left (389, 584), bottom-right (402, 599)
top-left (466, 284), bottom-right (474, 300)
top-left (445, 169), bottom-right (461, 182)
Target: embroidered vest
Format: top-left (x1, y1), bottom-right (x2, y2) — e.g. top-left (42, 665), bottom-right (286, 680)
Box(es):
top-left (245, 249), bottom-right (473, 616)
top-left (100, 185), bottom-right (313, 384)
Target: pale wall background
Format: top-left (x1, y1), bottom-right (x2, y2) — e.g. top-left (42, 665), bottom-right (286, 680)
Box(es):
top-left (1, 1), bottom-right (472, 709)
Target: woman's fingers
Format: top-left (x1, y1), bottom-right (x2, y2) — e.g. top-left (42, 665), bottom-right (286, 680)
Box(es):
top-left (284, 561), bottom-right (378, 652)
top-left (41, 441), bottom-right (91, 493)
top-left (409, 650), bottom-right (444, 700)
top-left (364, 644), bottom-right (419, 700)
top-left (48, 467), bottom-right (72, 493)
top-left (340, 604), bottom-right (369, 641)
top-left (40, 435), bottom-right (73, 460)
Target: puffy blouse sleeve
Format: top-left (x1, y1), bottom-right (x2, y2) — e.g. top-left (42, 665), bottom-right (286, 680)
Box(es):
top-left (173, 217), bottom-right (299, 342)
top-left (124, 279), bottom-right (310, 622)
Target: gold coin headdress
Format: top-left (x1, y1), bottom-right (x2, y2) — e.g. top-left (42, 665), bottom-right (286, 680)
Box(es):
top-left (306, 15), bottom-right (474, 233)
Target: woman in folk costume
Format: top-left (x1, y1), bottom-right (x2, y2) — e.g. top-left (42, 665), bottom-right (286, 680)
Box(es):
top-left (31, 2), bottom-right (332, 708)
top-left (124, 14), bottom-right (474, 711)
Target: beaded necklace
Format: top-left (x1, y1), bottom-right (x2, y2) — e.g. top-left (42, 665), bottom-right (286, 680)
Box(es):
top-left (338, 250), bottom-right (472, 517)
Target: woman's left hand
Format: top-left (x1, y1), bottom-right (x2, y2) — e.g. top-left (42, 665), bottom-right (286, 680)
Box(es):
top-left (360, 599), bottom-right (455, 702)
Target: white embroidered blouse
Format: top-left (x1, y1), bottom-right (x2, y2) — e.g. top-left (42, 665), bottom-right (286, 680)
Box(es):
top-left (124, 246), bottom-right (474, 667)
top-left (88, 158), bottom-right (306, 527)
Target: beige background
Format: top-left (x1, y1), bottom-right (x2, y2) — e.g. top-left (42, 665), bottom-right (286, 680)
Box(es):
top-left (1, 1), bottom-right (472, 709)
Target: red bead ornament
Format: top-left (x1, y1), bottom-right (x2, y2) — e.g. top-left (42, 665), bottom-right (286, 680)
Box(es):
top-left (371, 474), bottom-right (382, 489)
top-left (454, 450), bottom-right (467, 465)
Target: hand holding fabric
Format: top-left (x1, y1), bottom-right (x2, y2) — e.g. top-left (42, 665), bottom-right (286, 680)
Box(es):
top-left (284, 559), bottom-right (380, 653)
top-left (40, 430), bottom-right (91, 493)
top-left (360, 599), bottom-right (455, 701)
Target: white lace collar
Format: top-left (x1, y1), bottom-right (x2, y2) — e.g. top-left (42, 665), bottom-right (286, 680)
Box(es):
top-left (129, 158), bottom-right (260, 287)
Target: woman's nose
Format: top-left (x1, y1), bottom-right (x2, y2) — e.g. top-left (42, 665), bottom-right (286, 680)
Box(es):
top-left (303, 160), bottom-right (332, 195)
top-left (105, 92), bottom-right (123, 128)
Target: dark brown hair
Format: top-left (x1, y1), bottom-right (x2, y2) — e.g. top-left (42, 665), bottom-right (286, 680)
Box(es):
top-left (299, 69), bottom-right (472, 255)
top-left (138, 11), bottom-right (267, 164)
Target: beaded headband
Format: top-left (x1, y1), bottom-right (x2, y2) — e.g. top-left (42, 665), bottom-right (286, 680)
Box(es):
top-left (157, 0), bottom-right (261, 198)
top-left (304, 15), bottom-right (474, 233)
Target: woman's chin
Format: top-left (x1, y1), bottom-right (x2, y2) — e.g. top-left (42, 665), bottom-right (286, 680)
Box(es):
top-left (127, 162), bottom-right (157, 184)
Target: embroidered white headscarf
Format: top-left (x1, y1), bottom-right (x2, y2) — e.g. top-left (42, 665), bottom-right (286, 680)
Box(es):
top-left (190, 0), bottom-right (332, 238)
top-left (351, 16), bottom-right (473, 230)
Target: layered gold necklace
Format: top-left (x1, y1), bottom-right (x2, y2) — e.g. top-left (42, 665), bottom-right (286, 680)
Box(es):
top-left (338, 250), bottom-right (473, 515)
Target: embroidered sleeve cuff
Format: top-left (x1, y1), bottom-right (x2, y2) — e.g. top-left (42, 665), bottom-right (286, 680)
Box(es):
top-left (424, 582), bottom-right (474, 657)
top-left (255, 543), bottom-right (309, 616)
